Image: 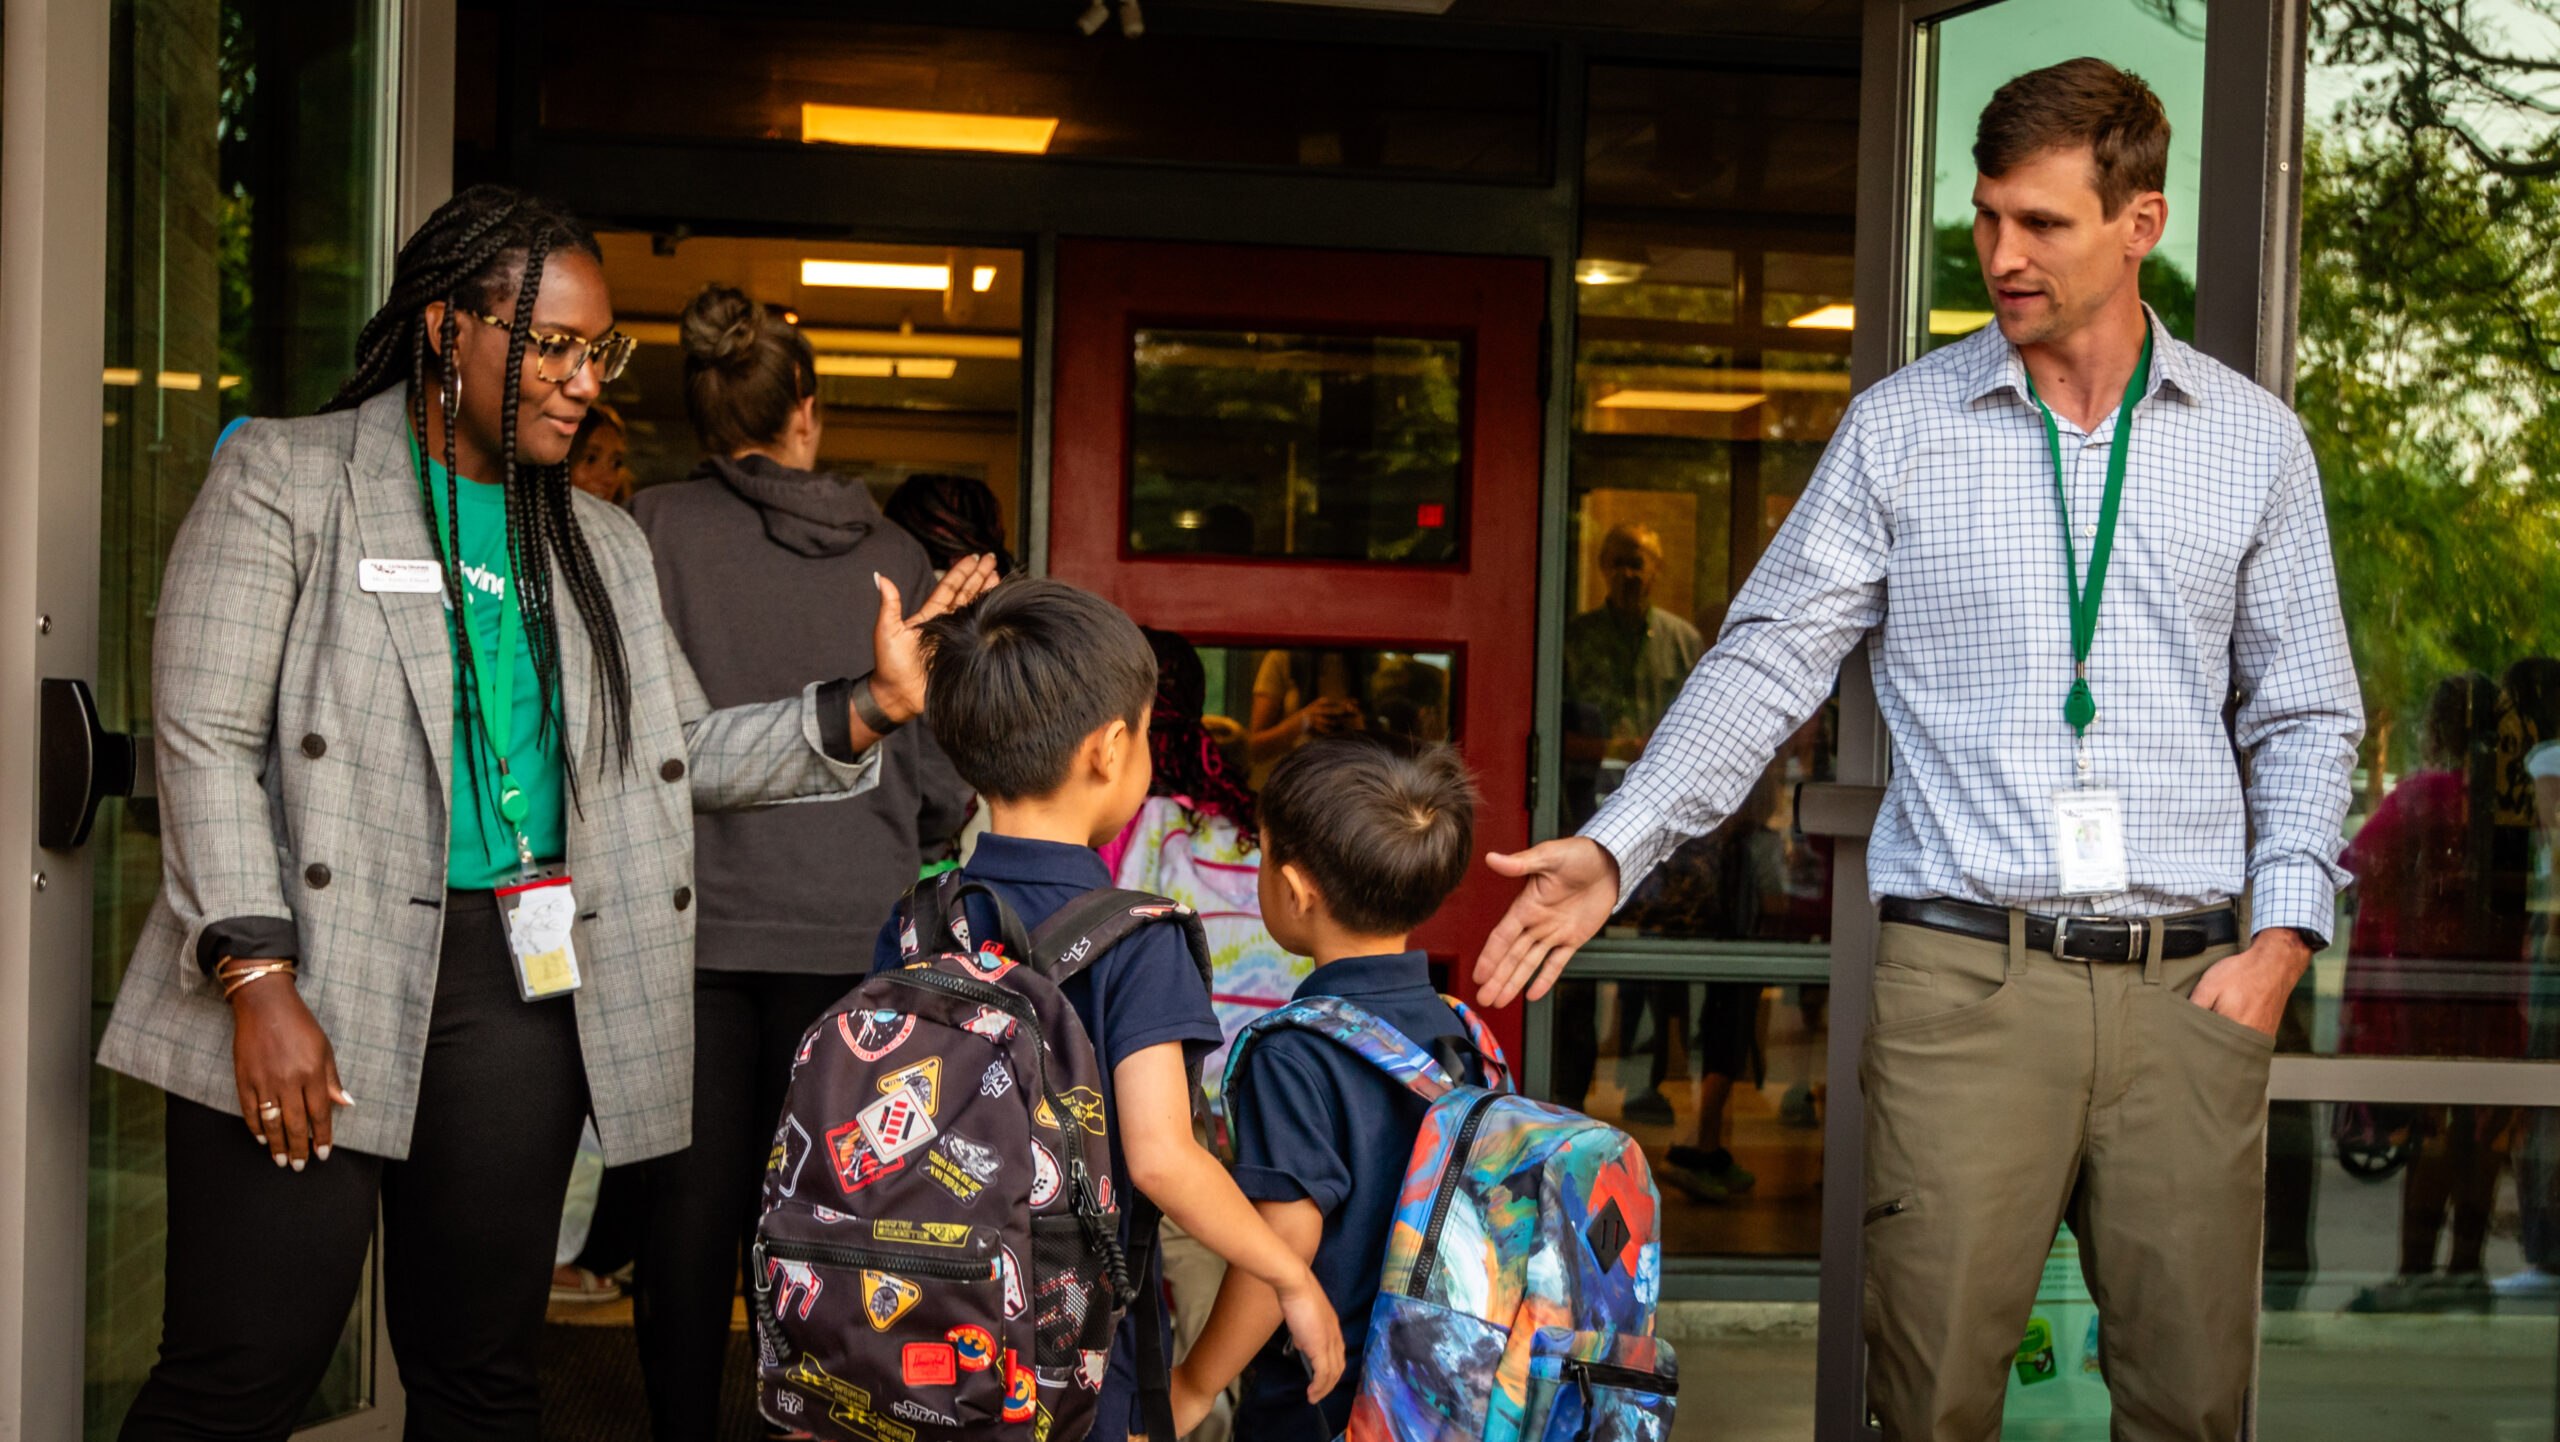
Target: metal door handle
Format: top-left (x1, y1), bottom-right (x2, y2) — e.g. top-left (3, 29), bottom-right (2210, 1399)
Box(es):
top-left (38, 678), bottom-right (151, 850)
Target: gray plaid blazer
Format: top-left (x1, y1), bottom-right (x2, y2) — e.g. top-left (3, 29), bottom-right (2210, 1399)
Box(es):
top-left (95, 390), bottom-right (880, 1163)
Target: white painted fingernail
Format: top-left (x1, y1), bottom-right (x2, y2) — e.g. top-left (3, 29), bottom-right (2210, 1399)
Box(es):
top-left (290, 1158), bottom-right (305, 1173)
top-left (273, 1152), bottom-right (288, 1168)
top-left (315, 1145), bottom-right (331, 1162)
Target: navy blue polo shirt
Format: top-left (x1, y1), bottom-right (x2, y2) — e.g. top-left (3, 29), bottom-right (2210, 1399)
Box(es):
top-left (1226, 951), bottom-right (1485, 1442)
top-left (870, 832), bottom-right (1223, 1439)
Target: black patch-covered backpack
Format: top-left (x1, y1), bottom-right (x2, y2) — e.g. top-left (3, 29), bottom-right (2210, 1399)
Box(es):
top-left (751, 872), bottom-right (1211, 1442)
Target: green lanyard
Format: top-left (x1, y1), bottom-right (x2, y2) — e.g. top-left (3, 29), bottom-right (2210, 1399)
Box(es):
top-left (410, 435), bottom-right (533, 872)
top-left (2022, 332), bottom-right (2153, 751)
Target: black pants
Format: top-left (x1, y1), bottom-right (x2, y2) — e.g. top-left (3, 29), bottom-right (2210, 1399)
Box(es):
top-left (631, 968), bottom-right (857, 1442)
top-left (120, 891), bottom-right (589, 1442)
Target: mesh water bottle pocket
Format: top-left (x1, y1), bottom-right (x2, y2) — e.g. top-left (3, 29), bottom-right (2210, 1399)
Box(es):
top-left (1029, 1213), bottom-right (1117, 1365)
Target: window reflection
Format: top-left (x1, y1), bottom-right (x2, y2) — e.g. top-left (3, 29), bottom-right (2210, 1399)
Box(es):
top-left (1548, 979), bottom-right (1825, 1259)
top-left (1190, 645), bottom-right (1456, 790)
top-left (1128, 330), bottom-right (1464, 564)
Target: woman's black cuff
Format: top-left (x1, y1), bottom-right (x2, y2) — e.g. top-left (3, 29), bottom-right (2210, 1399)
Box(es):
top-left (815, 676), bottom-right (862, 763)
top-left (195, 916), bottom-right (299, 977)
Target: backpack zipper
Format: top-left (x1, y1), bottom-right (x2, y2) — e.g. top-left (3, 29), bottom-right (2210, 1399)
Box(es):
top-left (757, 1237), bottom-right (999, 1282)
top-left (1566, 1358), bottom-right (1678, 1396)
top-left (1404, 1090), bottom-right (1501, 1297)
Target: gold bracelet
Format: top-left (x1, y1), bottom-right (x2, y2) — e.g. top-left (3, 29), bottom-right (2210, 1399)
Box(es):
top-left (217, 959), bottom-right (298, 1000)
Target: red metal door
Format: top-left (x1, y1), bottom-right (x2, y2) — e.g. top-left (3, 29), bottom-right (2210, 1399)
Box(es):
top-left (1050, 239), bottom-right (1546, 1057)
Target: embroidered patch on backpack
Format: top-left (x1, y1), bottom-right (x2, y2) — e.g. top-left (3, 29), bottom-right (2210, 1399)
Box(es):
top-left (862, 1270), bottom-right (921, 1331)
top-left (856, 1083), bottom-right (939, 1164)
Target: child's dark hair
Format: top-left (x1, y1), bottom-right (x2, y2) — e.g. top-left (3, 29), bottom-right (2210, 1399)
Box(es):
top-left (1260, 735), bottom-right (1478, 936)
top-left (921, 578), bottom-right (1157, 800)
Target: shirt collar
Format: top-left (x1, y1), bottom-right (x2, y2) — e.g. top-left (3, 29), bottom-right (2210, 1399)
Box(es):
top-left (1962, 304), bottom-right (2202, 413)
top-left (1293, 950), bottom-right (1433, 1001)
top-left (964, 832), bottom-right (1112, 889)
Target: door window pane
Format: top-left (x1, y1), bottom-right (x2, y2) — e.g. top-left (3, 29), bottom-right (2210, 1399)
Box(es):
top-left (1912, 0), bottom-right (2207, 355)
top-left (1193, 645), bottom-right (1458, 789)
top-left (90, 0), bottom-right (388, 1434)
top-left (2290, 3), bottom-right (2560, 1060)
top-left (2261, 1100), bottom-right (2560, 1436)
top-left (1570, 68), bottom-right (1856, 945)
top-left (1129, 330), bottom-right (1465, 564)
top-left (1548, 978), bottom-right (1830, 1263)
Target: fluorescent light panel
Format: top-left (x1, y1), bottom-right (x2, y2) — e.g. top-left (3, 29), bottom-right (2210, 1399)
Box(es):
top-left (801, 260), bottom-right (952, 290)
top-left (814, 354), bottom-right (959, 380)
top-left (1597, 389), bottom-right (1766, 413)
top-left (1783, 303), bottom-right (1996, 337)
top-left (802, 104), bottom-right (1059, 155)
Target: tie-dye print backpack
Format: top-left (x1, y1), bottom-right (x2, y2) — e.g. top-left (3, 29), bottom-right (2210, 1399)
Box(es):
top-left (1225, 997), bottom-right (1677, 1442)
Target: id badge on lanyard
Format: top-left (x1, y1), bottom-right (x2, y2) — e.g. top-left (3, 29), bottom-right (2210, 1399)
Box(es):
top-left (498, 867), bottom-right (583, 999)
top-left (2026, 335), bottom-right (2151, 899)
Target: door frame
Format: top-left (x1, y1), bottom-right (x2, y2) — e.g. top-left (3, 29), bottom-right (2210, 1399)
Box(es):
top-left (1046, 237), bottom-right (1549, 1054)
top-left (0, 0), bottom-right (446, 1432)
top-left (1816, 3), bottom-right (2326, 1438)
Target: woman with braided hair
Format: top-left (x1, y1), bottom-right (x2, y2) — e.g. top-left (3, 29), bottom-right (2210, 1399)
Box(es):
top-left (98, 184), bottom-right (996, 1440)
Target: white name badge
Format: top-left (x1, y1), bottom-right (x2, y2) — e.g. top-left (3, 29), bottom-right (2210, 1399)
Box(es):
top-left (359, 558), bottom-right (442, 593)
top-left (2052, 788), bottom-right (2130, 897)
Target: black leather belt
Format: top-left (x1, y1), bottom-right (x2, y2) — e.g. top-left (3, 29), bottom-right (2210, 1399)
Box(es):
top-left (1879, 897), bottom-right (2238, 963)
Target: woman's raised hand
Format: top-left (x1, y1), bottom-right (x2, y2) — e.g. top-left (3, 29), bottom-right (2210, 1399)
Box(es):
top-left (230, 976), bottom-right (353, 1170)
top-left (868, 553), bottom-right (1001, 726)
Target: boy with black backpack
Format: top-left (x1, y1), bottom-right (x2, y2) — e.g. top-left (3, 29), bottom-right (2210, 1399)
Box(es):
top-left (1174, 736), bottom-right (1676, 1442)
top-left (756, 577), bottom-right (1339, 1442)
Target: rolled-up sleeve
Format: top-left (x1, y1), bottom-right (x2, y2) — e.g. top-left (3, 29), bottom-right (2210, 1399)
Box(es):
top-left (1582, 404), bottom-right (1890, 893)
top-left (2230, 426), bottom-right (2363, 936)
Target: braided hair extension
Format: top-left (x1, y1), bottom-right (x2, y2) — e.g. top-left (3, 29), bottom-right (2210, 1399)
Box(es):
top-left (325, 185), bottom-right (634, 792)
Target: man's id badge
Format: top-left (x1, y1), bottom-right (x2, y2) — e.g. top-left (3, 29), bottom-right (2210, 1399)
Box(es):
top-left (496, 871), bottom-right (582, 1000)
top-left (2051, 789), bottom-right (2129, 897)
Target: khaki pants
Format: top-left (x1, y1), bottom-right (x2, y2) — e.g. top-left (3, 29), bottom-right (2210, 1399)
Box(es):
top-left (1860, 913), bottom-right (2270, 1441)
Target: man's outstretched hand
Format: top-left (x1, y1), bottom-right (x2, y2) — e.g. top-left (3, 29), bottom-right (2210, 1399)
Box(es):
top-left (1470, 837), bottom-right (1622, 1007)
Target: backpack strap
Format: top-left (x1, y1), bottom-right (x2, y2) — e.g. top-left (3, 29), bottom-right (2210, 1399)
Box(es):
top-left (1222, 996), bottom-right (1470, 1107)
top-left (1027, 887), bottom-right (1213, 996)
top-left (1442, 995), bottom-right (1516, 1094)
top-left (895, 871), bottom-right (1033, 965)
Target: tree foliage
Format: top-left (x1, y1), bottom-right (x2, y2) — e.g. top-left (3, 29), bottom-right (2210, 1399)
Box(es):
top-left (2298, 1), bottom-right (2560, 770)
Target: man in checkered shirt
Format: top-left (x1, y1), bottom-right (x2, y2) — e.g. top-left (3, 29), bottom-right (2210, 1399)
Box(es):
top-left (1476, 59), bottom-right (2360, 1440)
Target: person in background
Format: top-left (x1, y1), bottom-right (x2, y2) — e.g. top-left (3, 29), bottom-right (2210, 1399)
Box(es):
top-left (625, 284), bottom-right (975, 1441)
top-left (2513, 668), bottom-right (2560, 1298)
top-left (884, 469), bottom-right (1015, 577)
top-left (1100, 627), bottom-right (1308, 1442)
top-left (2340, 674), bottom-right (2515, 1313)
top-left (566, 399), bottom-right (631, 504)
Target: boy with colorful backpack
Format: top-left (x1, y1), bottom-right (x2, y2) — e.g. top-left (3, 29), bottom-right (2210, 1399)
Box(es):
top-left (1176, 735), bottom-right (1678, 1442)
top-left (749, 577), bottom-right (1341, 1442)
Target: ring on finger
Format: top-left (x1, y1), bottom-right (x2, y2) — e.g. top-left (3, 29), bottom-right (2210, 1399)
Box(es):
top-left (259, 1101), bottom-right (281, 1120)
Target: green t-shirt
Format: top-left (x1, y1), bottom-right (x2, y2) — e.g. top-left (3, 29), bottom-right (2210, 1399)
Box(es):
top-left (422, 458), bottom-right (567, 888)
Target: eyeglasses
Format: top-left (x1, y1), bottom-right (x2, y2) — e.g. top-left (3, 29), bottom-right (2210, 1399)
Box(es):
top-left (467, 311), bottom-right (637, 386)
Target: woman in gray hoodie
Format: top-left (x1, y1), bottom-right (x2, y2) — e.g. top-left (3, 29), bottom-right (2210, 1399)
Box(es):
top-left (628, 285), bottom-right (975, 1438)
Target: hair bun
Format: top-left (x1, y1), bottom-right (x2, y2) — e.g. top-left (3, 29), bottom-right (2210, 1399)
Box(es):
top-left (679, 284), bottom-right (765, 369)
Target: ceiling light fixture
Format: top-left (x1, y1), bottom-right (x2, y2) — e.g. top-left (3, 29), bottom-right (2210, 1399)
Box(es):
top-left (1574, 259), bottom-right (1646, 286)
top-left (813, 354), bottom-right (960, 379)
top-left (971, 267), bottom-right (996, 293)
top-left (801, 260), bottom-right (954, 290)
top-left (801, 104), bottom-right (1060, 155)
top-left (1596, 389), bottom-right (1766, 413)
top-left (1782, 303), bottom-right (1997, 337)
top-left (1786, 303), bottom-right (1857, 330)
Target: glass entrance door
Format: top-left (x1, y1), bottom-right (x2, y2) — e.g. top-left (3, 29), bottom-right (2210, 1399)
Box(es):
top-left (82, 1), bottom-right (398, 1435)
top-left (1048, 238), bottom-right (1547, 1054)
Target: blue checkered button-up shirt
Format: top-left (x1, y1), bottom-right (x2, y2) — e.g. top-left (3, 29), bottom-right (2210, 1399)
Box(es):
top-left (1583, 312), bottom-right (2363, 936)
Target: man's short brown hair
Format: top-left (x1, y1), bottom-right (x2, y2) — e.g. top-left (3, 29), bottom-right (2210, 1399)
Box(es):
top-left (1973, 57), bottom-right (2170, 217)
